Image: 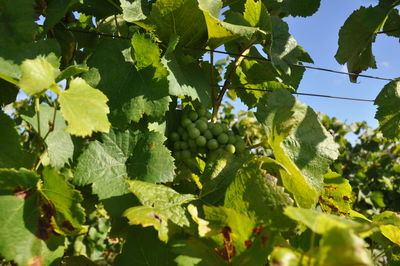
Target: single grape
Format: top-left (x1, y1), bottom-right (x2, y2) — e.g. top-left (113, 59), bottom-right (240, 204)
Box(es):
top-left (177, 127), bottom-right (185, 135)
top-left (188, 139), bottom-right (197, 149)
top-left (203, 130), bottom-right (213, 140)
top-left (196, 136), bottom-right (207, 147)
top-left (221, 124), bottom-right (228, 132)
top-left (210, 123), bottom-right (223, 136)
top-left (180, 141), bottom-right (188, 150)
top-left (188, 127), bottom-right (201, 139)
top-left (175, 151), bottom-right (182, 160)
top-left (181, 150), bottom-right (191, 160)
top-left (181, 132), bottom-right (188, 141)
top-left (197, 107), bottom-right (206, 117)
top-left (207, 139), bottom-right (219, 150)
top-left (181, 118), bottom-right (192, 128)
top-left (217, 133), bottom-right (229, 144)
top-left (205, 111), bottom-right (212, 120)
top-left (225, 144), bottom-right (236, 154)
top-left (235, 138), bottom-right (246, 153)
top-left (228, 135), bottom-right (236, 144)
top-left (188, 110), bottom-right (199, 121)
top-left (170, 132), bottom-right (180, 142)
top-left (173, 141), bottom-right (182, 150)
top-left (199, 116), bottom-right (209, 122)
top-left (195, 120), bottom-right (208, 132)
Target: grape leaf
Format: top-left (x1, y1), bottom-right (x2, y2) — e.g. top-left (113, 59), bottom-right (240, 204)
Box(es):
top-left (0, 80), bottom-right (18, 105)
top-left (269, 247), bottom-right (300, 266)
top-left (317, 228), bottom-right (373, 266)
top-left (0, 169), bottom-right (65, 266)
top-left (59, 77), bottom-right (111, 137)
top-left (124, 180), bottom-right (196, 242)
top-left (87, 38), bottom-right (170, 127)
top-left (319, 171), bottom-right (353, 216)
top-left (39, 167), bottom-right (86, 236)
top-left (266, 17), bottom-right (313, 75)
top-left (133, 0), bottom-right (208, 48)
top-left (374, 80), bottom-right (400, 139)
top-left (200, 153), bottom-right (253, 205)
top-left (162, 46), bottom-right (211, 107)
top-left (126, 131), bottom-right (175, 183)
top-left (0, 0), bottom-right (36, 44)
top-left (56, 64), bottom-right (89, 83)
top-left (0, 110), bottom-right (32, 168)
top-left (201, 206), bottom-right (255, 254)
top-left (130, 33), bottom-right (162, 70)
top-left (44, 0), bottom-right (78, 30)
top-left (22, 105), bottom-right (74, 168)
top-left (224, 157), bottom-right (294, 230)
top-left (0, 57), bottom-right (20, 85)
top-left (18, 54), bottom-right (61, 95)
top-left (198, 0), bottom-right (258, 49)
top-left (74, 129), bottom-right (132, 198)
top-left (114, 227), bottom-right (175, 266)
top-left (383, 9), bottom-right (400, 38)
top-left (120, 0), bottom-right (148, 22)
top-left (282, 0), bottom-right (321, 17)
top-left (373, 211), bottom-right (400, 245)
top-left (284, 207), bottom-right (369, 235)
top-left (243, 0), bottom-right (271, 31)
top-left (256, 89), bottom-right (338, 208)
top-left (335, 3), bottom-right (392, 82)
top-left (171, 237), bottom-right (227, 266)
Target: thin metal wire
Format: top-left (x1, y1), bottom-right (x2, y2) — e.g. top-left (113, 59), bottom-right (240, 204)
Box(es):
top-left (191, 48), bottom-right (395, 82)
top-left (56, 28), bottom-right (396, 82)
top-left (54, 28), bottom-right (384, 102)
top-left (232, 87), bottom-right (374, 102)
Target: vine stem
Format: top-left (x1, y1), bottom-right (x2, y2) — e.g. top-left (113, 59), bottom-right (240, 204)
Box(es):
top-left (246, 142), bottom-right (264, 150)
top-left (210, 50), bottom-right (216, 107)
top-left (211, 37), bottom-right (256, 121)
top-left (42, 102), bottom-right (58, 141)
top-left (35, 97), bottom-right (41, 137)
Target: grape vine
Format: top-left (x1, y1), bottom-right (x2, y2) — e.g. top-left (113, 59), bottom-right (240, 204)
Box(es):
top-left (0, 0), bottom-right (399, 265)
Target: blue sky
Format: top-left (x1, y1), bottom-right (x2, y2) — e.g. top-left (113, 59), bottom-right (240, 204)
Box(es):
top-left (283, 0), bottom-right (399, 128)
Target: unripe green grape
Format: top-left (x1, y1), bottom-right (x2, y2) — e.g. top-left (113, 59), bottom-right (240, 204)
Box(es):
top-left (228, 135), bottom-right (236, 144)
top-left (221, 124), bottom-right (228, 132)
top-left (210, 123), bottom-right (223, 136)
top-left (225, 144), bottom-right (236, 154)
top-left (207, 139), bottom-right (219, 150)
top-left (177, 127), bottom-right (185, 135)
top-left (175, 151), bottom-right (182, 160)
top-left (198, 147), bottom-right (207, 154)
top-left (181, 132), bottom-right (188, 141)
top-left (187, 123), bottom-right (196, 130)
top-left (217, 133), bottom-right (229, 144)
top-left (188, 127), bottom-right (200, 139)
top-left (205, 111), bottom-right (212, 120)
top-left (181, 150), bottom-right (191, 160)
top-left (195, 120), bottom-right (208, 132)
top-left (188, 139), bottom-right (197, 149)
top-left (170, 132), bottom-right (180, 142)
top-left (197, 107), bottom-right (206, 117)
top-left (203, 130), bottom-right (213, 140)
top-left (196, 136), bottom-right (207, 147)
top-left (180, 141), bottom-right (188, 150)
top-left (235, 138), bottom-right (246, 153)
top-left (200, 116), bottom-right (208, 122)
top-left (188, 110), bottom-right (199, 121)
top-left (173, 141), bottom-right (182, 150)
top-left (181, 118), bottom-right (192, 128)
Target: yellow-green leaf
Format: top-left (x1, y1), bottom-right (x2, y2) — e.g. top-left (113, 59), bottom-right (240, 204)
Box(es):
top-left (59, 77), bottom-right (111, 137)
top-left (18, 54), bottom-right (60, 95)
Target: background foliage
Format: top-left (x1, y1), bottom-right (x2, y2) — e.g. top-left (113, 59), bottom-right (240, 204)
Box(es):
top-left (0, 0), bottom-right (399, 265)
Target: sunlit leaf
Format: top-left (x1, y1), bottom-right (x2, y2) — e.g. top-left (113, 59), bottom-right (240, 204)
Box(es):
top-left (59, 77), bottom-right (111, 137)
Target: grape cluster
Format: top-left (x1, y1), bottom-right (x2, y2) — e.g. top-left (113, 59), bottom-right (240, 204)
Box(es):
top-left (170, 106), bottom-right (246, 161)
